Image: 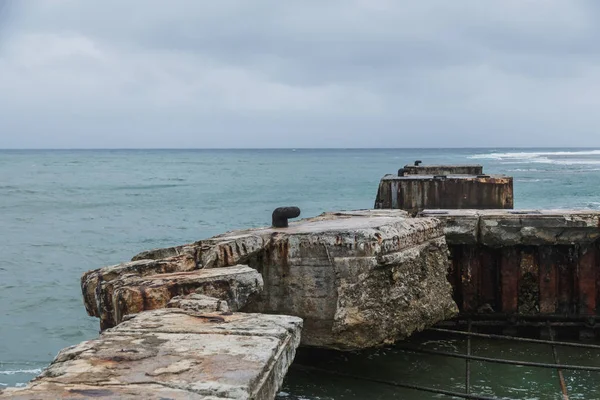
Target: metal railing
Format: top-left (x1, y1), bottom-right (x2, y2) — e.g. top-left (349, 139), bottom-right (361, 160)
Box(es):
top-left (292, 319), bottom-right (599, 399)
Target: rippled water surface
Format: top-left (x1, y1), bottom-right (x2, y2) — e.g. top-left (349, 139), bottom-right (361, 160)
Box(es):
top-left (1, 148), bottom-right (599, 397)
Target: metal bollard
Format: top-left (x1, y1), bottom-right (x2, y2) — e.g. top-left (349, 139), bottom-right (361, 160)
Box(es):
top-left (272, 207), bottom-right (301, 228)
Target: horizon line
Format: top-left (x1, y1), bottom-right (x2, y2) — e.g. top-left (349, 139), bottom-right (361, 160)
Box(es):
top-left (2, 146), bottom-right (600, 151)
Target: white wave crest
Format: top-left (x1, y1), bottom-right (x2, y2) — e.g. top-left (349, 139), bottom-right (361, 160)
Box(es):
top-left (0, 368), bottom-right (42, 375)
top-left (469, 150), bottom-right (600, 160)
top-left (470, 150), bottom-right (600, 165)
top-left (548, 159), bottom-right (600, 165)
top-left (516, 178), bottom-right (549, 182)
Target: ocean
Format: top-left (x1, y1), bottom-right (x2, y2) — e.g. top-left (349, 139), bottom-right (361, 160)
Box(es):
top-left (1, 148), bottom-right (599, 398)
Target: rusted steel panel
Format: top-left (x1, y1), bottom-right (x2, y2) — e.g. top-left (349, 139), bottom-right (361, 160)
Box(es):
top-left (447, 245), bottom-right (462, 307)
top-left (578, 244), bottom-right (597, 315)
top-left (479, 247), bottom-right (500, 313)
top-left (374, 174), bottom-right (514, 214)
top-left (597, 241), bottom-right (600, 316)
top-left (500, 247), bottom-right (520, 313)
top-left (461, 246), bottom-right (481, 312)
top-left (539, 246), bottom-right (558, 314)
top-left (517, 247), bottom-right (539, 315)
top-left (557, 247), bottom-right (576, 315)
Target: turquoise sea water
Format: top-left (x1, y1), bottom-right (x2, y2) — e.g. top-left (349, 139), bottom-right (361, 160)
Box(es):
top-left (1, 148), bottom-right (600, 397)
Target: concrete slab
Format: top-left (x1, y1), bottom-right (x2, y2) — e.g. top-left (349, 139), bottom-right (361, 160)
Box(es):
top-left (83, 210), bottom-right (458, 350)
top-left (421, 209), bottom-right (600, 246)
top-left (401, 164), bottom-right (484, 176)
top-left (0, 309), bottom-right (302, 400)
top-left (93, 265), bottom-right (263, 330)
top-left (167, 293), bottom-right (230, 313)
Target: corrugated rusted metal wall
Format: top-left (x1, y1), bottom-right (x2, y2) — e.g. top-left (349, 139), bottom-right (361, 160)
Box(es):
top-left (375, 176), bottom-right (514, 214)
top-left (448, 242), bottom-right (600, 316)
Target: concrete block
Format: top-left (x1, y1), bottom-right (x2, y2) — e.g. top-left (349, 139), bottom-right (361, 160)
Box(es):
top-left (0, 309), bottom-right (302, 400)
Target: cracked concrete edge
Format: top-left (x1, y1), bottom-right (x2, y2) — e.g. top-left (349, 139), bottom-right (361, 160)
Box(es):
top-left (1, 382), bottom-right (235, 399)
top-left (1, 310), bottom-right (303, 400)
top-left (420, 209), bottom-right (600, 246)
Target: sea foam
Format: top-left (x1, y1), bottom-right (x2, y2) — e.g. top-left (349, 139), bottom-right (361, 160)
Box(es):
top-left (0, 368), bottom-right (42, 376)
top-left (469, 150), bottom-right (600, 165)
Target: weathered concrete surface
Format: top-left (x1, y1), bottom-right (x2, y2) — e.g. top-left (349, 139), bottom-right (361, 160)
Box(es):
top-left (420, 209), bottom-right (600, 246)
top-left (374, 174), bottom-right (514, 214)
top-left (401, 164), bottom-right (483, 176)
top-left (0, 308), bottom-right (302, 400)
top-left (83, 209), bottom-right (457, 350)
top-left (239, 214), bottom-right (457, 349)
top-left (84, 264), bottom-right (263, 330)
top-left (81, 253), bottom-right (199, 319)
top-left (167, 293), bottom-right (230, 313)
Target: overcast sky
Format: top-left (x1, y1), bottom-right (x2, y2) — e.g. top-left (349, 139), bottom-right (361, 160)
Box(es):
top-left (1, 1), bottom-right (600, 148)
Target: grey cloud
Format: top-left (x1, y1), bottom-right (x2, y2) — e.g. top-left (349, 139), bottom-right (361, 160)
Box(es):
top-left (1, 0), bottom-right (600, 148)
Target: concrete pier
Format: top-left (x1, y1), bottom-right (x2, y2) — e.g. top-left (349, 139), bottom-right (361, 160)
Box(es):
top-left (400, 163), bottom-right (483, 176)
top-left (375, 163), bottom-right (513, 214)
top-left (375, 174), bottom-right (514, 214)
top-left (1, 209), bottom-right (461, 399)
top-left (420, 209), bottom-right (600, 317)
top-left (82, 264), bottom-right (263, 330)
top-left (0, 307), bottom-right (302, 400)
top-left (6, 160), bottom-right (600, 398)
top-left (82, 210), bottom-right (458, 350)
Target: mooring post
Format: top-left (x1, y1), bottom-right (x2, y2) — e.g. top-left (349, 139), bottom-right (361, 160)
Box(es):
top-left (272, 207), bottom-right (301, 228)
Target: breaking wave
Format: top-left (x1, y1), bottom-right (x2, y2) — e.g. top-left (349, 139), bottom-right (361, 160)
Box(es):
top-left (469, 150), bottom-right (600, 159)
top-left (516, 178), bottom-right (552, 182)
top-left (0, 368), bottom-right (42, 376)
top-left (469, 150), bottom-right (600, 165)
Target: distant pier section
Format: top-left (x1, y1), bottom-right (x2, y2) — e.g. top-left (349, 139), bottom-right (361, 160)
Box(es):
top-left (374, 161), bottom-right (514, 214)
top-left (401, 161), bottom-right (484, 176)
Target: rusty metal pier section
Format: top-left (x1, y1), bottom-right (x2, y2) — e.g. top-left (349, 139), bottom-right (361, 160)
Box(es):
top-left (421, 209), bottom-right (600, 337)
top-left (375, 162), bottom-right (600, 338)
top-left (355, 161), bottom-right (600, 397)
top-left (374, 161), bottom-right (513, 215)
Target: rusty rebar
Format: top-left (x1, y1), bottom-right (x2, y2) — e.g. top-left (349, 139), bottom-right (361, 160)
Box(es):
top-left (437, 320), bottom-right (592, 328)
top-left (396, 347), bottom-right (600, 371)
top-left (291, 364), bottom-right (502, 400)
top-left (447, 314), bottom-right (600, 322)
top-left (548, 323), bottom-right (569, 400)
top-left (428, 328), bottom-right (600, 350)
